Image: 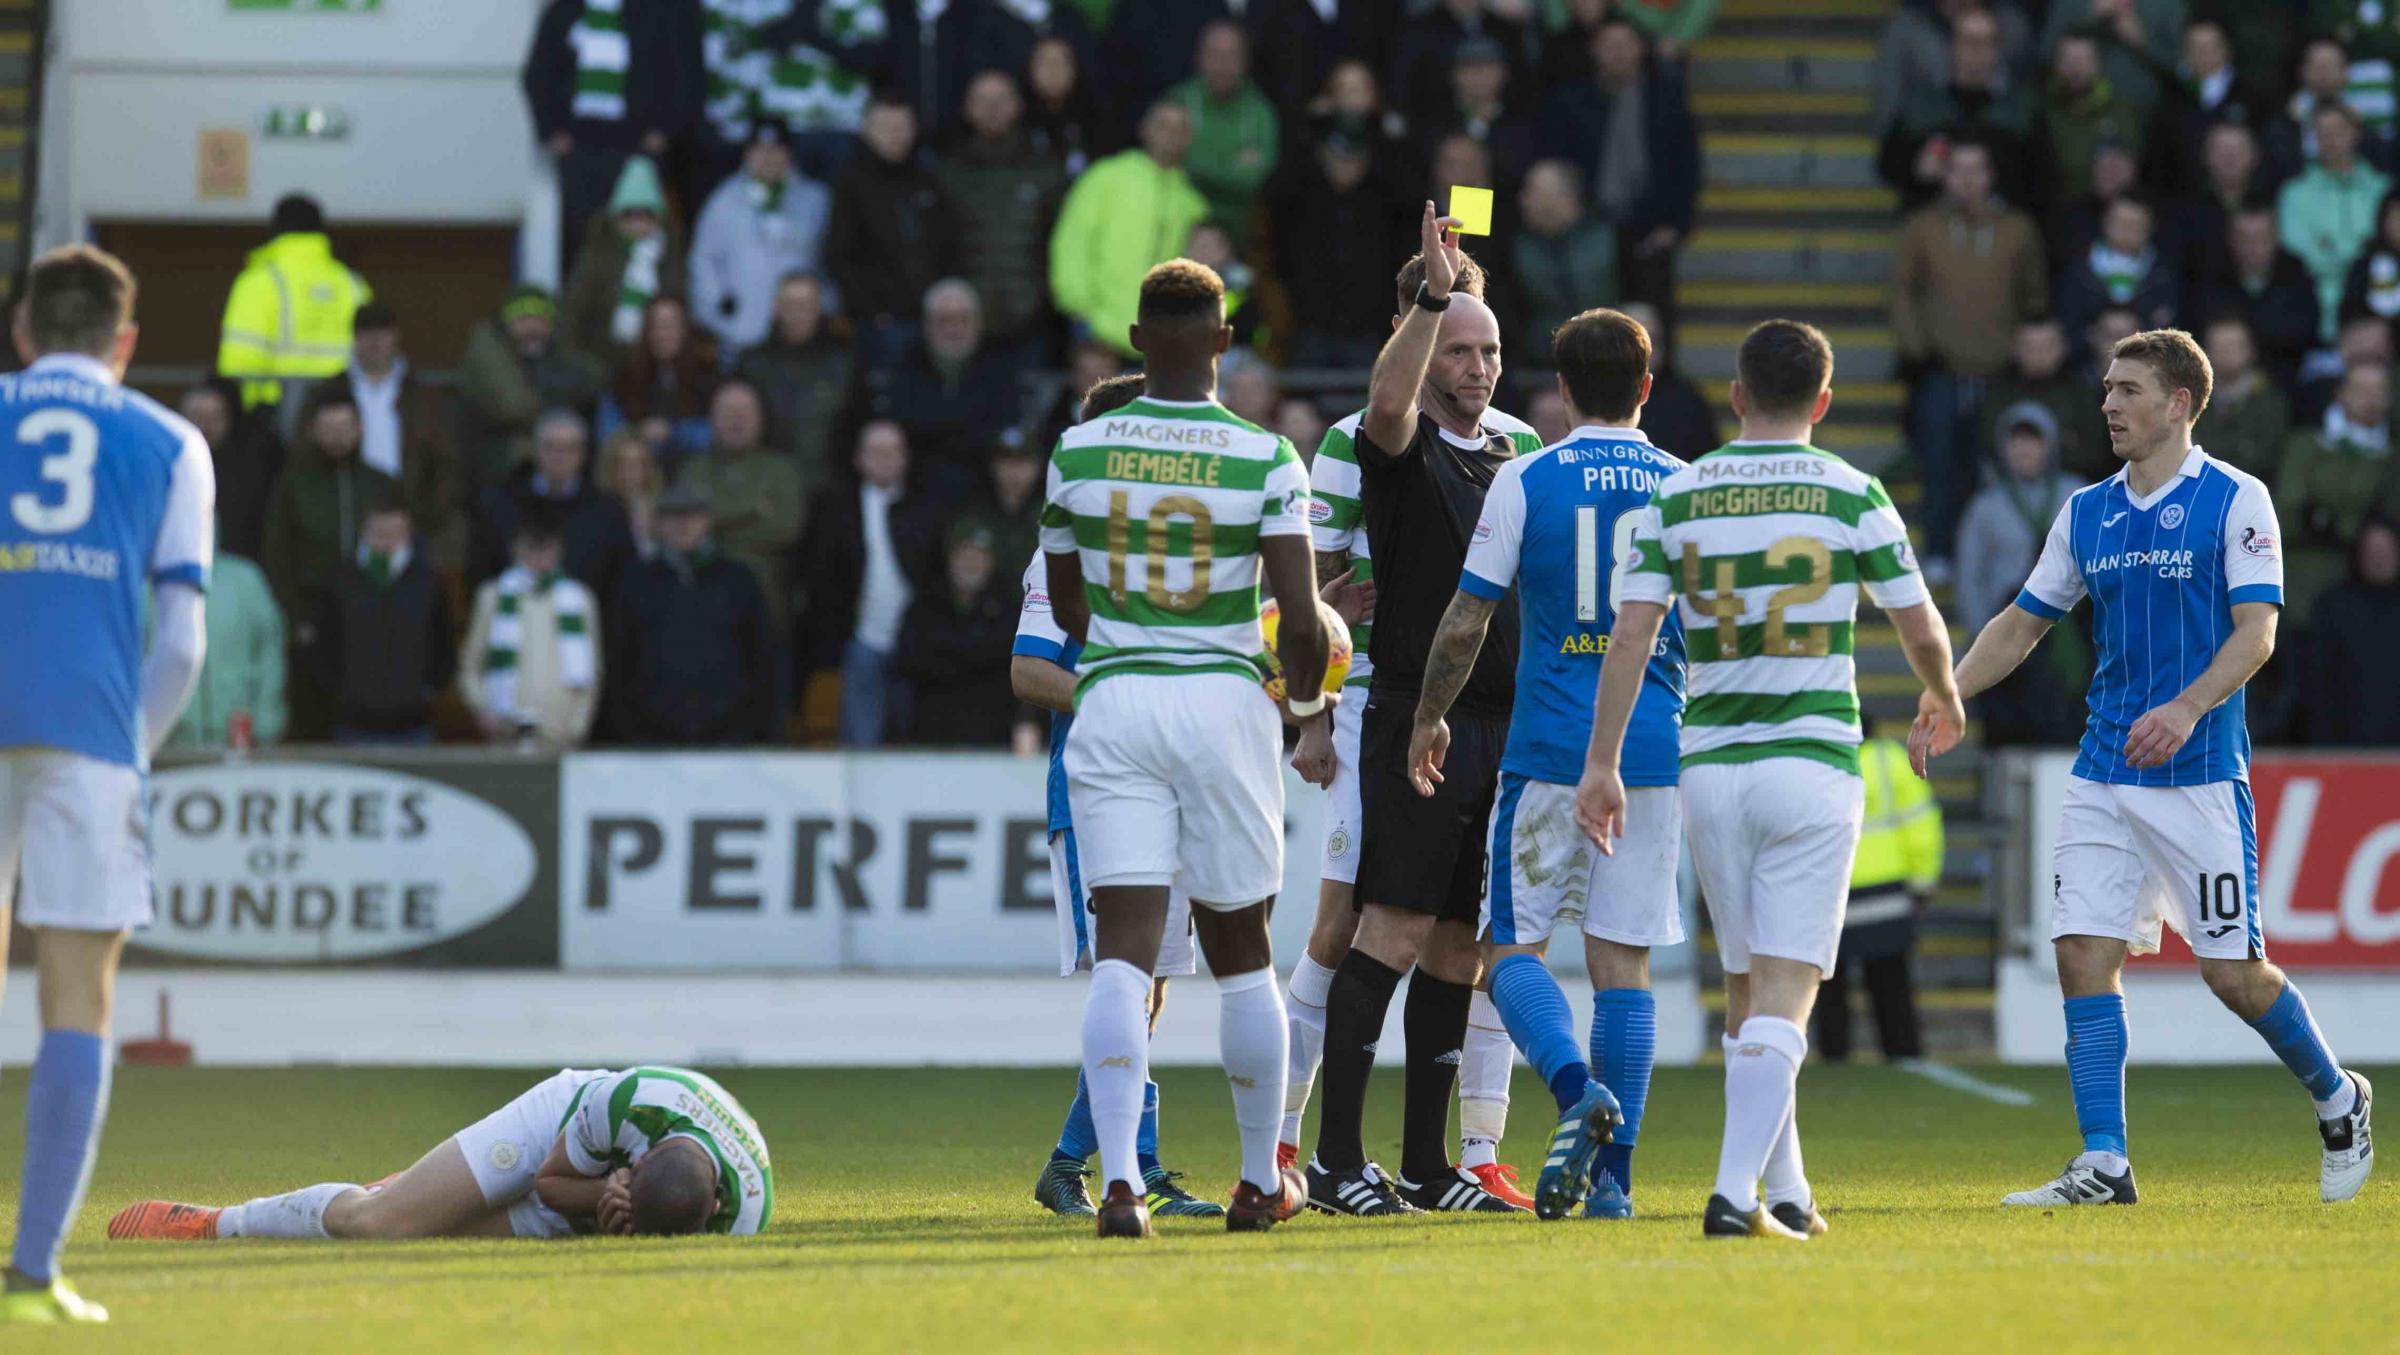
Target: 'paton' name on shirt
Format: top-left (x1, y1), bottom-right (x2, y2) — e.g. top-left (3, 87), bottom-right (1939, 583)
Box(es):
top-left (1103, 448), bottom-right (1224, 488)
top-left (2086, 548), bottom-right (2197, 579)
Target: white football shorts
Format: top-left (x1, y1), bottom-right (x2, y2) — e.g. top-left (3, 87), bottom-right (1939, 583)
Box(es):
top-left (1052, 829), bottom-right (1197, 977)
top-left (2051, 776), bottom-right (2263, 960)
top-left (0, 747), bottom-right (153, 931)
top-left (1681, 757), bottom-right (1865, 974)
top-left (1317, 688), bottom-right (1365, 885)
top-left (1063, 671), bottom-right (1285, 906)
top-left (452, 1067), bottom-right (611, 1239)
top-left (1483, 775), bottom-right (1685, 949)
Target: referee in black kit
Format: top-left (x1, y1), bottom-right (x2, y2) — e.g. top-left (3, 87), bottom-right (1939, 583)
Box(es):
top-left (1305, 203), bottom-right (1526, 1217)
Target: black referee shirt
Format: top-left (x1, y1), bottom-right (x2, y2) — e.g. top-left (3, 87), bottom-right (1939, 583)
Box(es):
top-left (1355, 411), bottom-right (1519, 720)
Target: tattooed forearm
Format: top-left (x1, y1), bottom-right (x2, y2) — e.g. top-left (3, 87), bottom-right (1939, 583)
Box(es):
top-left (1414, 590), bottom-right (1498, 731)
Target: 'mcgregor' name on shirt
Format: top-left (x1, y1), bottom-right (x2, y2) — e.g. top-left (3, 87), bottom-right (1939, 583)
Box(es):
top-left (1685, 483), bottom-right (1832, 518)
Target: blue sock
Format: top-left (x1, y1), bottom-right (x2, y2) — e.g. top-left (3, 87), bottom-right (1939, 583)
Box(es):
top-left (1591, 987), bottom-right (1656, 1195)
top-left (11, 1030), bottom-right (111, 1283)
top-left (1136, 1081), bottom-right (1162, 1175)
top-left (1053, 1070), bottom-right (1099, 1163)
top-left (2248, 982), bottom-right (2347, 1103)
top-left (2063, 994), bottom-right (2129, 1157)
top-left (1489, 954), bottom-right (1589, 1114)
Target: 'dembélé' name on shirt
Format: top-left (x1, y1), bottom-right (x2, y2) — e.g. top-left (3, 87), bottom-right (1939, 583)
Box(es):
top-left (2086, 548), bottom-right (2197, 579)
top-left (1103, 448), bottom-right (1226, 487)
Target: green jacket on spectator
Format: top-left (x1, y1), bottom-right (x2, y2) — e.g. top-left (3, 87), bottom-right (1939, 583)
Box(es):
top-left (2043, 78), bottom-right (2149, 201)
top-left (260, 427), bottom-right (402, 633)
top-left (2193, 369), bottom-right (2294, 482)
top-left (1508, 219), bottom-right (1619, 369)
top-left (936, 131), bottom-right (1068, 342)
top-left (2040, 0), bottom-right (2184, 125)
top-left (1048, 148), bottom-right (1211, 357)
top-left (673, 443), bottom-right (805, 623)
top-left (2278, 416), bottom-right (2400, 622)
top-left (456, 312), bottom-right (607, 498)
top-left (2279, 160), bottom-right (2393, 342)
top-left (1168, 76), bottom-right (1280, 236)
top-left (163, 552), bottom-right (286, 752)
top-left (733, 332), bottom-right (853, 487)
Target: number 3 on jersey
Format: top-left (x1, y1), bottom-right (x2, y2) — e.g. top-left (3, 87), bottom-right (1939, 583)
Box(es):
top-left (1575, 506), bottom-right (1641, 621)
top-left (10, 408), bottom-right (99, 534)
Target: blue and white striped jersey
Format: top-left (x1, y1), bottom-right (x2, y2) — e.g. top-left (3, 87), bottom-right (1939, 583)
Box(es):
top-left (0, 352), bottom-right (213, 769)
top-left (2015, 447), bottom-right (2281, 787)
top-left (1012, 550), bottom-right (1077, 835)
top-left (1461, 426), bottom-right (1688, 787)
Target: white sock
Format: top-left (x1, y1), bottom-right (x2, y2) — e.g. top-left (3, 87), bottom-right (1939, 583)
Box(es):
top-left (1458, 987), bottom-right (1513, 1167)
top-left (1082, 958), bottom-right (1152, 1195)
top-left (217, 1182), bottom-right (359, 1239)
top-left (1761, 1103), bottom-right (1809, 1208)
top-left (2314, 1073), bottom-right (2360, 1123)
top-left (1219, 968), bottom-right (1292, 1193)
top-left (1715, 1018), bottom-right (1807, 1214)
top-left (1281, 954), bottom-right (1337, 1144)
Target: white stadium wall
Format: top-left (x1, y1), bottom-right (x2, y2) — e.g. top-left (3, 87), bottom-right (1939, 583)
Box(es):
top-left (35, 0), bottom-right (543, 246)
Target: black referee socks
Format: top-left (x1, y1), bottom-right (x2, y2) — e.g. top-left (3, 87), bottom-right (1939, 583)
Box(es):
top-left (1311, 950), bottom-right (1404, 1175)
top-left (1401, 972), bottom-right (1473, 1184)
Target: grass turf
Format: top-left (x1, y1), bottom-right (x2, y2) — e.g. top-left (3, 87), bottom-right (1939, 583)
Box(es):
top-left (0, 1062), bottom-right (2393, 1353)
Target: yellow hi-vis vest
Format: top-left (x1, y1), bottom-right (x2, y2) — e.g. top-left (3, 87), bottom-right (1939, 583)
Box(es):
top-left (1851, 736), bottom-right (1943, 910)
top-left (216, 232), bottom-right (372, 408)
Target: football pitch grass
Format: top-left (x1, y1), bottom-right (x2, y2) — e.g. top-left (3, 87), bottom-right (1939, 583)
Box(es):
top-left (1, 1062), bottom-right (2394, 1353)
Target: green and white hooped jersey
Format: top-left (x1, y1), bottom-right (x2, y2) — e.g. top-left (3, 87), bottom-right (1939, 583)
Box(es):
top-left (1039, 396), bottom-right (1312, 700)
top-left (1619, 441), bottom-right (1928, 775)
top-left (1308, 407), bottom-right (1543, 687)
top-left (560, 1067), bottom-right (773, 1236)
top-left (570, 0), bottom-right (632, 122)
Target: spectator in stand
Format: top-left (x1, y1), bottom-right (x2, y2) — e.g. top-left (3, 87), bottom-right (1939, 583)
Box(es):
top-left (2059, 196), bottom-right (2183, 335)
top-left (2279, 362), bottom-right (2400, 619)
top-left (2041, 34), bottom-right (2149, 202)
top-left (470, 408), bottom-right (638, 599)
top-left (2158, 19), bottom-right (2272, 191)
top-left (1389, 0), bottom-right (1532, 139)
top-left (1526, 386), bottom-right (1572, 446)
top-left (2175, 122), bottom-right (2266, 286)
top-left (1421, 37), bottom-right (1537, 191)
top-left (1535, 16), bottom-right (1700, 314)
top-left (1871, 0), bottom-right (2035, 136)
top-left (2051, 143), bottom-right (2155, 270)
top-left (824, 93), bottom-right (962, 369)
top-left (2309, 6), bottom-right (2400, 152)
top-left (597, 294), bottom-right (717, 471)
top-left (2084, 302), bottom-right (2144, 375)
top-left (895, 525), bottom-right (1019, 747)
top-left (852, 279), bottom-right (1027, 502)
top-left (1181, 221), bottom-right (1264, 347)
top-left (1038, 340), bottom-right (1127, 446)
top-left (2339, 188), bottom-right (2400, 338)
top-left (607, 484), bottom-right (783, 746)
top-left (1618, 300), bottom-right (1720, 460)
top-left (673, 378), bottom-right (805, 620)
top-left (163, 545), bottom-right (285, 753)
top-left (562, 155), bottom-right (686, 370)
top-left (733, 271), bottom-right (852, 481)
top-left (2207, 205), bottom-right (2326, 389)
top-left (1503, 159), bottom-right (1619, 367)
top-left (2304, 517), bottom-right (2400, 745)
top-left (1049, 100), bottom-right (1210, 360)
top-left (217, 194), bottom-right (372, 420)
top-left (2265, 39), bottom-right (2371, 184)
top-left (342, 302), bottom-right (464, 582)
top-left (179, 376), bottom-right (283, 562)
top-left (879, 0), bottom-right (1087, 150)
top-left (1893, 139), bottom-right (2049, 578)
top-left (2037, 0), bottom-right (2181, 127)
top-left (1276, 394), bottom-right (1328, 465)
top-left (1168, 20), bottom-right (1281, 238)
top-left (2299, 314), bottom-right (2394, 423)
top-left (956, 431), bottom-right (1045, 575)
top-left (1246, 0), bottom-right (1390, 122)
top-left (737, 0), bottom-right (892, 182)
top-left (1955, 403), bottom-right (2090, 745)
top-left (597, 425), bottom-right (663, 558)
top-left (264, 386), bottom-right (398, 671)
top-left (689, 118), bottom-right (835, 356)
top-left (1983, 316), bottom-right (2112, 481)
top-left (1219, 349), bottom-right (1279, 427)
top-left (314, 501), bottom-right (454, 747)
top-left (1098, 0), bottom-right (1241, 122)
top-left (1269, 126), bottom-right (1410, 371)
top-left (459, 511), bottom-right (602, 751)
top-left (520, 0), bottom-right (702, 273)
top-left (1305, 59), bottom-right (1412, 178)
top-left (2193, 314), bottom-right (2294, 479)
top-left (938, 69), bottom-right (1068, 355)
top-left (2283, 102), bottom-right (2395, 343)
top-left (1427, 131), bottom-right (1501, 227)
top-left (458, 285), bottom-right (606, 499)
top-left (800, 420), bottom-right (944, 747)
top-left (1024, 33), bottom-right (1118, 177)
top-left (1880, 7), bottom-right (2041, 212)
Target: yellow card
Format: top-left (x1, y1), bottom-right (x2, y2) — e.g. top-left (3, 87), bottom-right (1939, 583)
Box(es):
top-left (1448, 185), bottom-right (1495, 236)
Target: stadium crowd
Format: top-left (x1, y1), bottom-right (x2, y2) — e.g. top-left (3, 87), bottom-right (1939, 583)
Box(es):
top-left (1882, 0), bottom-right (2400, 747)
top-left (175, 0), bottom-right (1712, 754)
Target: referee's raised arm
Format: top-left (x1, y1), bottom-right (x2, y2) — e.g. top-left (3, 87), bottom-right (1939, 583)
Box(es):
top-left (1362, 203), bottom-right (1465, 456)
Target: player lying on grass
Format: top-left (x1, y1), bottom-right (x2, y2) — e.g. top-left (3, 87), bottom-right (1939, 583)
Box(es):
top-left (109, 1066), bottom-right (770, 1241)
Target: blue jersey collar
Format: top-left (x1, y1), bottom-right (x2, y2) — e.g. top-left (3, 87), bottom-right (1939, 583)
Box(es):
top-left (25, 352), bottom-right (119, 386)
top-left (2113, 445), bottom-right (2206, 510)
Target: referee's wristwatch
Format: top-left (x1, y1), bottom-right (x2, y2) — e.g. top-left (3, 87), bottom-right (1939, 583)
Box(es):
top-left (1413, 282), bottom-right (1451, 313)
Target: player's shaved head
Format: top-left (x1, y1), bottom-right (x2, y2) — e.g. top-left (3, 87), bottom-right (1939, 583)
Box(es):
top-left (21, 245), bottom-right (136, 359)
top-left (1130, 259), bottom-right (1230, 397)
top-left (1394, 250), bottom-right (1486, 317)
top-left (628, 1138), bottom-right (718, 1237)
top-left (1079, 372), bottom-right (1147, 423)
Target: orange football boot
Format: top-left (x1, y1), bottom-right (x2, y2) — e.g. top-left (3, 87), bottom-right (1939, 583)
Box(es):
top-left (106, 1201), bottom-right (220, 1241)
top-left (1467, 1161), bottom-right (1536, 1211)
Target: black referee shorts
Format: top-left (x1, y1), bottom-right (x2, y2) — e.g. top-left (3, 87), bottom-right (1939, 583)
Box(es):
top-left (1355, 693), bottom-right (1505, 926)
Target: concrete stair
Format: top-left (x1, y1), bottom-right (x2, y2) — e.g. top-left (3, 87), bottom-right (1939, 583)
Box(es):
top-left (0, 0), bottom-right (41, 306)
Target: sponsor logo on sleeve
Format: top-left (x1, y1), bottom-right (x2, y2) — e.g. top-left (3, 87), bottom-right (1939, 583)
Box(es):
top-left (1623, 547), bottom-right (1643, 570)
top-left (1896, 540), bottom-right (1918, 573)
top-left (1472, 519), bottom-right (1493, 544)
top-left (1023, 587), bottom-right (1051, 613)
top-left (1307, 496), bottom-right (1333, 525)
top-left (2240, 526), bottom-right (2279, 558)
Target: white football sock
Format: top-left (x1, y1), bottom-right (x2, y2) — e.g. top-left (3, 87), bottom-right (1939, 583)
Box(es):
top-left (1458, 987), bottom-right (1513, 1167)
top-left (1219, 968), bottom-right (1292, 1193)
top-left (1082, 958), bottom-right (1153, 1196)
top-left (1715, 1018), bottom-right (1807, 1214)
top-left (1761, 1102), bottom-right (1809, 1208)
top-left (217, 1182), bottom-right (359, 1239)
top-left (2314, 1073), bottom-right (2360, 1123)
top-left (1281, 954), bottom-right (1337, 1144)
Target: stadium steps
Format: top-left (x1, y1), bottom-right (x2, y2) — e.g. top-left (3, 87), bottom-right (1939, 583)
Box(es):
top-left (0, 0), bottom-right (41, 302)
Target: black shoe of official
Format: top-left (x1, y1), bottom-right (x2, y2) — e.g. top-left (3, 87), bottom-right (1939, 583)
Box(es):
top-left (1703, 1192), bottom-right (1808, 1240)
top-left (1305, 1157), bottom-right (1418, 1216)
top-left (1396, 1166), bottom-right (1530, 1213)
